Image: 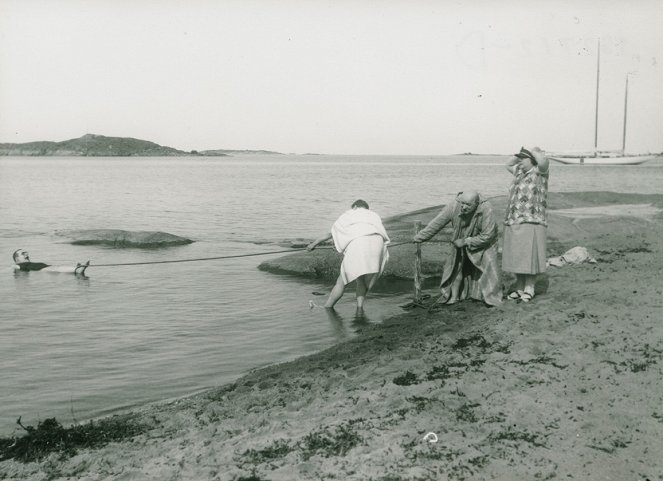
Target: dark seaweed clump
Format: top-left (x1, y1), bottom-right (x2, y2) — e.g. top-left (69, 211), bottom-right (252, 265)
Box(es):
top-left (0, 415), bottom-right (147, 462)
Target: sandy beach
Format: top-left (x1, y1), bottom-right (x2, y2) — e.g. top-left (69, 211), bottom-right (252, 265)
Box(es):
top-left (2, 191), bottom-right (663, 481)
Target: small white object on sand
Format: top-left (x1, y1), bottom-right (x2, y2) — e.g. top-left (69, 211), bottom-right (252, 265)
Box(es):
top-left (547, 246), bottom-right (597, 267)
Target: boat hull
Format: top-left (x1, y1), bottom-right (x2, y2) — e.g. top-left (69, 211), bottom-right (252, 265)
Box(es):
top-left (550, 155), bottom-right (656, 165)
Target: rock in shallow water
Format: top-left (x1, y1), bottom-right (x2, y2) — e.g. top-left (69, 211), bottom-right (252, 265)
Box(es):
top-left (56, 229), bottom-right (194, 248)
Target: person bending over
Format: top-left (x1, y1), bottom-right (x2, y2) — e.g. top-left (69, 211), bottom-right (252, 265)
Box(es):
top-left (13, 249), bottom-right (90, 275)
top-left (307, 200), bottom-right (390, 314)
top-left (413, 190), bottom-right (502, 306)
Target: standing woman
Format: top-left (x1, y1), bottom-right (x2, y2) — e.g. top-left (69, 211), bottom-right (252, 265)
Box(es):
top-left (502, 147), bottom-right (550, 303)
top-left (307, 200), bottom-right (390, 313)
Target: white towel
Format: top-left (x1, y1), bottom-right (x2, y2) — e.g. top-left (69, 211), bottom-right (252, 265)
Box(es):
top-left (331, 208), bottom-right (390, 253)
top-left (331, 208), bottom-right (390, 285)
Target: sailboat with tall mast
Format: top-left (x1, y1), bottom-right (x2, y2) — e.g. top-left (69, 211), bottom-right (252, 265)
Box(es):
top-left (549, 40), bottom-right (658, 165)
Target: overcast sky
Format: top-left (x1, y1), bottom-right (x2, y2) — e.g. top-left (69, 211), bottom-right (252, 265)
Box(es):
top-left (1, 0), bottom-right (662, 155)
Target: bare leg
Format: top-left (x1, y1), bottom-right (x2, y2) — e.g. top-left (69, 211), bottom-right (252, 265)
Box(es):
top-left (507, 274), bottom-right (525, 300)
top-left (366, 272), bottom-right (379, 290)
top-left (523, 274), bottom-right (536, 296)
top-left (324, 275), bottom-right (346, 308)
top-left (75, 260), bottom-right (90, 275)
top-left (447, 271), bottom-right (462, 304)
top-left (355, 275), bottom-right (369, 311)
top-left (515, 274), bottom-right (526, 293)
top-left (445, 253), bottom-right (465, 304)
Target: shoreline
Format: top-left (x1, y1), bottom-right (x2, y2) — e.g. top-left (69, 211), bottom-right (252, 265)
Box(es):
top-left (2, 191), bottom-right (663, 480)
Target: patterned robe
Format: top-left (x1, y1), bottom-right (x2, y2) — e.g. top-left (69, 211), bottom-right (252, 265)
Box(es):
top-left (414, 195), bottom-right (502, 306)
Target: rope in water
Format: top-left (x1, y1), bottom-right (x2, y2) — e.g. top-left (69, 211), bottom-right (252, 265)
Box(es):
top-left (89, 240), bottom-right (414, 268)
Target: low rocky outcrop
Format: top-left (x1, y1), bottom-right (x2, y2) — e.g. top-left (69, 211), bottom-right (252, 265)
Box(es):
top-left (56, 229), bottom-right (194, 248)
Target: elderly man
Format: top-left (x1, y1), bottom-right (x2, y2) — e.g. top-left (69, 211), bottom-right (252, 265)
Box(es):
top-left (13, 249), bottom-right (90, 275)
top-left (413, 191), bottom-right (502, 306)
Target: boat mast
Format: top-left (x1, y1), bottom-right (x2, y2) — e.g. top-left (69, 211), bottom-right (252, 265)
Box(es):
top-left (593, 39), bottom-right (600, 156)
top-left (622, 74), bottom-right (629, 154)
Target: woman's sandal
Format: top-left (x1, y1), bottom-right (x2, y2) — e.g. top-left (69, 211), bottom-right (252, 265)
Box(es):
top-left (507, 291), bottom-right (521, 300)
top-left (519, 292), bottom-right (534, 303)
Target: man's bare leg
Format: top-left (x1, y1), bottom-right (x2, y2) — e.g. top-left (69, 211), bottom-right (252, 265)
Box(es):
top-left (75, 261), bottom-right (90, 275)
top-left (355, 275), bottom-right (369, 311)
top-left (324, 275), bottom-right (346, 308)
top-left (447, 271), bottom-right (462, 304)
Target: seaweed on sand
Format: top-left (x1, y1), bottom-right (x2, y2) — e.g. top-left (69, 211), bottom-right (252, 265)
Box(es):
top-left (0, 415), bottom-right (147, 462)
top-left (299, 422), bottom-right (363, 460)
top-left (392, 370), bottom-right (420, 386)
top-left (235, 473), bottom-right (271, 481)
top-left (510, 355), bottom-right (568, 370)
top-left (451, 333), bottom-right (511, 354)
top-left (406, 395), bottom-right (445, 413)
top-left (487, 426), bottom-right (548, 448)
top-left (242, 439), bottom-right (295, 464)
top-left (455, 403), bottom-right (481, 423)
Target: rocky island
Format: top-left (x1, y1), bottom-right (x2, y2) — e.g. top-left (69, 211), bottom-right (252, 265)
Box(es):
top-left (0, 134), bottom-right (283, 157)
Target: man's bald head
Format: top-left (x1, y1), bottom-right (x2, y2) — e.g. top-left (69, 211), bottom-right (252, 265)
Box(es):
top-left (459, 190), bottom-right (479, 205)
top-left (458, 190), bottom-right (480, 216)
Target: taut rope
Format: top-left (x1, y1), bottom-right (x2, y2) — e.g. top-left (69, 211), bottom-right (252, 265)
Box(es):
top-left (88, 241), bottom-right (413, 268)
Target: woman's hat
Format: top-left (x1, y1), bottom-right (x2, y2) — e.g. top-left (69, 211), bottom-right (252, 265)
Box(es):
top-left (531, 147), bottom-right (546, 165)
top-left (514, 146), bottom-right (541, 165)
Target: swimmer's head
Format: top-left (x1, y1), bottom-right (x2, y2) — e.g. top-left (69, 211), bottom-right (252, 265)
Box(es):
top-left (13, 249), bottom-right (30, 264)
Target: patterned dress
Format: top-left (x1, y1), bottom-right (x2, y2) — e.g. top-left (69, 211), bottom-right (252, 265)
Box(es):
top-left (504, 165), bottom-right (549, 226)
top-left (502, 165), bottom-right (550, 274)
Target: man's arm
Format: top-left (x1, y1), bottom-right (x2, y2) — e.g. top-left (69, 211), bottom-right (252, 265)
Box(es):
top-left (466, 205), bottom-right (498, 251)
top-left (414, 204), bottom-right (454, 243)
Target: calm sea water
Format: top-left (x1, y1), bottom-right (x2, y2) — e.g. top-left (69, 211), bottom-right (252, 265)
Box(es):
top-left (1, 154), bottom-right (662, 435)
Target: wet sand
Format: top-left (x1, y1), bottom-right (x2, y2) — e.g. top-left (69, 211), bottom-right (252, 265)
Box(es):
top-left (2, 192), bottom-right (663, 481)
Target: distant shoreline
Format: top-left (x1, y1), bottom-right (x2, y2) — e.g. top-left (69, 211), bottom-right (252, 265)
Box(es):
top-left (0, 134), bottom-right (513, 157)
top-left (0, 133), bottom-right (283, 157)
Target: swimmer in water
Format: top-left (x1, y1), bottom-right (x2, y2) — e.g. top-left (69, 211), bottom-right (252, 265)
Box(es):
top-left (12, 249), bottom-right (90, 275)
